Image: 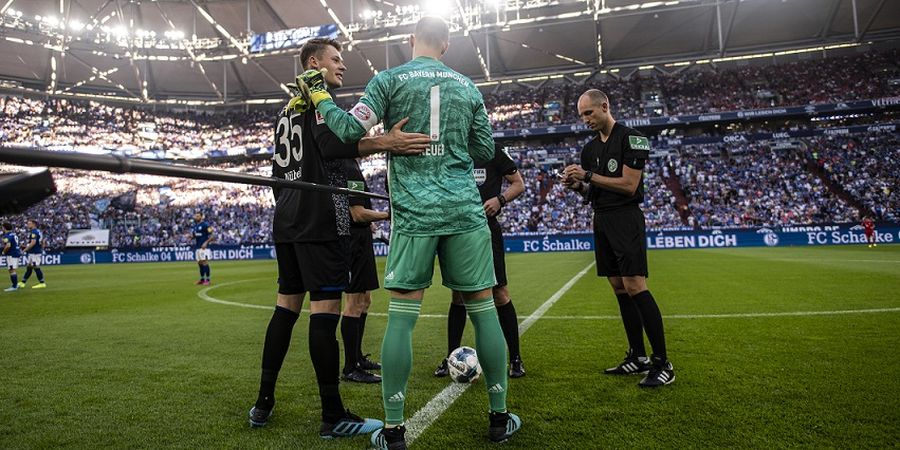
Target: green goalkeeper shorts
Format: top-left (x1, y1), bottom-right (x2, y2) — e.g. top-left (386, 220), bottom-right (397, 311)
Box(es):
top-left (383, 226), bottom-right (496, 292)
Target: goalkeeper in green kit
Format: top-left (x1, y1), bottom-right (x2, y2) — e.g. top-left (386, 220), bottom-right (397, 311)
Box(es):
top-left (295, 16), bottom-right (521, 450)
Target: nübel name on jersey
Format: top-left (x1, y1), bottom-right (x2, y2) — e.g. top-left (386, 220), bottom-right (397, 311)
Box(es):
top-left (282, 168), bottom-right (303, 181)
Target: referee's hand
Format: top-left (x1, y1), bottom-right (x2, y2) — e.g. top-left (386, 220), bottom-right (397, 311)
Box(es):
top-left (384, 117), bottom-right (430, 155)
top-left (562, 164), bottom-right (586, 181)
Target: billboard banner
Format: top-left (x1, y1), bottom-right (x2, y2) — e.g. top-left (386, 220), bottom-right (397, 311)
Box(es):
top-left (18, 223), bottom-right (899, 266)
top-left (491, 97), bottom-right (900, 139)
top-left (249, 24), bottom-right (339, 53)
top-left (65, 229), bottom-right (110, 247)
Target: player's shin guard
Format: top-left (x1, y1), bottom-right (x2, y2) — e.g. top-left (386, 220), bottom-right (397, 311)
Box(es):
top-left (23, 266), bottom-right (33, 283)
top-left (309, 313), bottom-right (344, 421)
top-left (496, 301), bottom-right (521, 361)
top-left (616, 293), bottom-right (647, 357)
top-left (466, 298), bottom-right (508, 413)
top-left (447, 302), bottom-right (467, 355)
top-left (258, 306), bottom-right (299, 407)
top-left (381, 298), bottom-right (421, 425)
top-left (632, 291), bottom-right (667, 360)
top-left (34, 268), bottom-right (44, 283)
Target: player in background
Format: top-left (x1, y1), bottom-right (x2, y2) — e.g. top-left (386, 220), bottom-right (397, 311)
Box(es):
top-left (19, 220), bottom-right (47, 289)
top-left (303, 16), bottom-right (522, 449)
top-left (2, 222), bottom-right (21, 292)
top-left (862, 215), bottom-right (877, 248)
top-left (340, 158), bottom-right (388, 384)
top-left (434, 145), bottom-right (526, 378)
top-left (192, 213), bottom-right (214, 285)
top-left (249, 37), bottom-right (429, 437)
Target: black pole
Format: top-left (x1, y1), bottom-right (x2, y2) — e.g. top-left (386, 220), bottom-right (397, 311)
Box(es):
top-left (0, 146), bottom-right (388, 201)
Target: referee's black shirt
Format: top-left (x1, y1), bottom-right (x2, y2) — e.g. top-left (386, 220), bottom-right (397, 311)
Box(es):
top-left (580, 122), bottom-right (651, 212)
top-left (271, 106), bottom-right (358, 243)
top-left (474, 146), bottom-right (518, 203)
top-left (343, 158), bottom-right (374, 229)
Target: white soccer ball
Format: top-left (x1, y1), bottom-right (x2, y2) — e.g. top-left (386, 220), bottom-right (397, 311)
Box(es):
top-left (447, 346), bottom-right (482, 383)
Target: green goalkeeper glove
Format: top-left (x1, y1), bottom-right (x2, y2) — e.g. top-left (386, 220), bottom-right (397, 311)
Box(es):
top-left (296, 69), bottom-right (332, 107)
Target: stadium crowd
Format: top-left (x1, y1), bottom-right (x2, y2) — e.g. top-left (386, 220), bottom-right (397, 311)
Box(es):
top-left (2, 49), bottom-right (897, 154)
top-left (7, 129), bottom-right (896, 250)
top-left (2, 49), bottom-right (897, 250)
top-left (807, 132), bottom-right (899, 222)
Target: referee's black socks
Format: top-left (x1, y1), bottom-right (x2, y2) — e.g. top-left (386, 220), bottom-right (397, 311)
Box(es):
top-left (632, 291), bottom-right (667, 361)
top-left (447, 303), bottom-right (467, 355)
top-left (616, 292), bottom-right (647, 358)
top-left (496, 301), bottom-right (521, 362)
top-left (340, 315), bottom-right (360, 374)
top-left (309, 313), bottom-right (345, 421)
top-left (257, 306), bottom-right (299, 408)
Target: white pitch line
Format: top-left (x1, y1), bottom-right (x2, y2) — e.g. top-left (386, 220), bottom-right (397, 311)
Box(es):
top-left (197, 281), bottom-right (900, 321)
top-left (197, 278), bottom-right (271, 310)
top-left (403, 261), bottom-right (596, 445)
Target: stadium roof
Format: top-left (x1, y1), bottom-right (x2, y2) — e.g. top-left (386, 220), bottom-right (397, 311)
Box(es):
top-left (1, 0), bottom-right (899, 105)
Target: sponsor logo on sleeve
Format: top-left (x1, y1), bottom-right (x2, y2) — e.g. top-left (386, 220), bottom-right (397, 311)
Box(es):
top-left (473, 168), bottom-right (487, 185)
top-left (628, 135), bottom-right (651, 151)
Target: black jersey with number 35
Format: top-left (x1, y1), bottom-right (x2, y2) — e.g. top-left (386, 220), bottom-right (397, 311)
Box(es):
top-left (271, 107), bottom-right (358, 243)
top-left (580, 122), bottom-right (651, 212)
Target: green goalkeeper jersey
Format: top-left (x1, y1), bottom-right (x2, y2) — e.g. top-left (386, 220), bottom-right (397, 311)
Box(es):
top-left (317, 56), bottom-right (495, 236)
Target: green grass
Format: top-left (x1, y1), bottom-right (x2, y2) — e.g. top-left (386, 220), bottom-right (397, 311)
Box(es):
top-left (1, 245), bottom-right (899, 449)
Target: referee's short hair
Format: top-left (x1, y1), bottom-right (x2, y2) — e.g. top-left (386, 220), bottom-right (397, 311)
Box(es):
top-left (582, 89), bottom-right (609, 106)
top-left (1, 222), bottom-right (11, 231)
top-left (415, 16), bottom-right (450, 49)
top-left (299, 38), bottom-right (343, 70)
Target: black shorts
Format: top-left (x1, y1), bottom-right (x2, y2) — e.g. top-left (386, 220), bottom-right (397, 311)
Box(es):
top-left (347, 227), bottom-right (379, 293)
top-left (275, 239), bottom-right (350, 299)
top-left (488, 218), bottom-right (508, 287)
top-left (592, 207), bottom-right (649, 278)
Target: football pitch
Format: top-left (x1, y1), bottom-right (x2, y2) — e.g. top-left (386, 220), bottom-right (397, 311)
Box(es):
top-left (1, 245), bottom-right (898, 449)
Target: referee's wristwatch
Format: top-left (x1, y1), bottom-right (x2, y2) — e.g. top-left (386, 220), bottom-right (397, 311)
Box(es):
top-left (496, 194), bottom-right (508, 208)
top-left (582, 170), bottom-right (594, 183)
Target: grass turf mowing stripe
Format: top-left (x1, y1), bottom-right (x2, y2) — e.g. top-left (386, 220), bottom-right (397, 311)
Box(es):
top-left (403, 260), bottom-right (596, 445)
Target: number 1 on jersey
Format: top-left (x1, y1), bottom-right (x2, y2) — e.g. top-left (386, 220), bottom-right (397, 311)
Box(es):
top-left (430, 85), bottom-right (440, 141)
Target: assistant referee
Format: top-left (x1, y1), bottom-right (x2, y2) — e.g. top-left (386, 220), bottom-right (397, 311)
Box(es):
top-left (562, 89), bottom-right (675, 388)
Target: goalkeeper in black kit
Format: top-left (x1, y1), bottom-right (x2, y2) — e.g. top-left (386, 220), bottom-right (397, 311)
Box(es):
top-left (248, 37), bottom-right (431, 435)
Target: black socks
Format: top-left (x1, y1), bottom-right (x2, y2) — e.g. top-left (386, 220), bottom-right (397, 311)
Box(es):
top-left (257, 306), bottom-right (299, 408)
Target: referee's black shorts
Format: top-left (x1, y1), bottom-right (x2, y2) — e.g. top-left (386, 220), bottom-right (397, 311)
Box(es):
top-left (488, 218), bottom-right (508, 287)
top-left (592, 207), bottom-right (649, 278)
top-left (275, 238), bottom-right (350, 299)
top-left (346, 226), bottom-right (380, 294)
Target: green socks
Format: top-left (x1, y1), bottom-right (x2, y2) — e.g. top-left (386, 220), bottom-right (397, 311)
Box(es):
top-left (466, 298), bottom-right (508, 413)
top-left (381, 298), bottom-right (421, 425)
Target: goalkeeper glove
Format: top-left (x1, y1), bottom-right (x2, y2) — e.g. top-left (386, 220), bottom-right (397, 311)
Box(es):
top-left (285, 81), bottom-right (311, 113)
top-left (296, 69), bottom-right (332, 107)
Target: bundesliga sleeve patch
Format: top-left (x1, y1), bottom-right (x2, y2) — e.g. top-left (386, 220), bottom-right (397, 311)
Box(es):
top-left (628, 135), bottom-right (651, 151)
top-left (315, 110), bottom-right (326, 125)
top-left (349, 102), bottom-right (378, 132)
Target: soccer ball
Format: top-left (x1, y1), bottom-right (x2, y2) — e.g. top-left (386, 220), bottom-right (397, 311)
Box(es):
top-left (447, 346), bottom-right (482, 383)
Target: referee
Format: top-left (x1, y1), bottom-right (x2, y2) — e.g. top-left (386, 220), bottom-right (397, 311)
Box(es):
top-left (340, 157), bottom-right (387, 384)
top-left (562, 89), bottom-right (675, 388)
top-left (435, 145), bottom-right (526, 378)
top-left (248, 37), bottom-right (430, 433)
